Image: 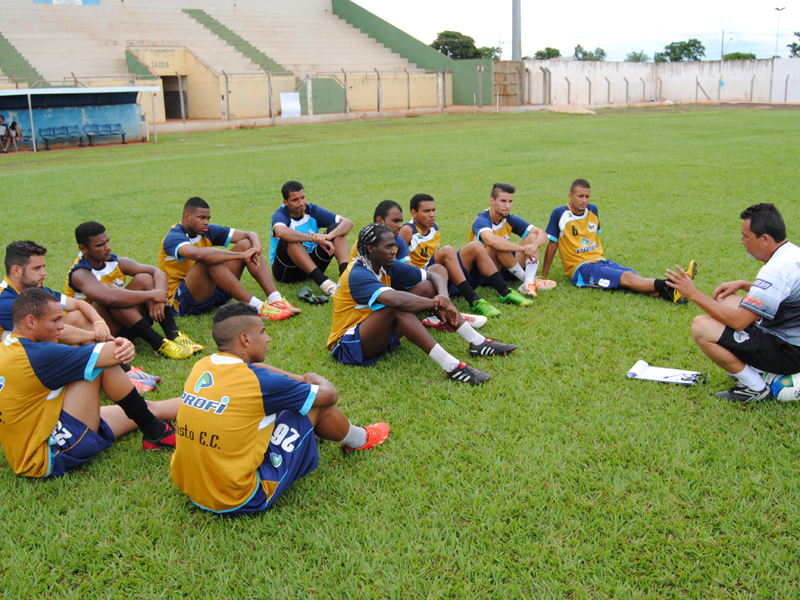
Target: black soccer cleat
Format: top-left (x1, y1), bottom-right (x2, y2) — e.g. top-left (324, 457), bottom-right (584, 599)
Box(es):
top-left (469, 338), bottom-right (517, 357)
top-left (715, 383), bottom-right (772, 404)
top-left (447, 362), bottom-right (491, 386)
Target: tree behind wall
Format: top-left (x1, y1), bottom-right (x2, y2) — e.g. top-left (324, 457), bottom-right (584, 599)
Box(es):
top-left (653, 39), bottom-right (706, 62)
top-left (723, 52), bottom-right (756, 60)
top-left (625, 50), bottom-right (650, 62)
top-left (535, 47), bottom-right (561, 59)
top-left (430, 31), bottom-right (500, 60)
top-left (574, 44), bottom-right (606, 61)
top-left (789, 32), bottom-right (800, 57)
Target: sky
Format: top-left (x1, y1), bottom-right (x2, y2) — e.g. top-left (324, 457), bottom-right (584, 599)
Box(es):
top-left (352, 1), bottom-right (800, 62)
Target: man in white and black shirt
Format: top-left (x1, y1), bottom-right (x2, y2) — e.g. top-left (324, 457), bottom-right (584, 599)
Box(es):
top-left (667, 203), bottom-right (800, 403)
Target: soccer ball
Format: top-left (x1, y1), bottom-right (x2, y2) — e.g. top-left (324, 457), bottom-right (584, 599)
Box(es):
top-left (769, 373), bottom-right (800, 401)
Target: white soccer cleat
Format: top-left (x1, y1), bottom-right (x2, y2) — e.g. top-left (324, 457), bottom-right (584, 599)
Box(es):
top-left (460, 313), bottom-right (487, 329)
top-left (534, 278), bottom-right (557, 291)
top-left (518, 282), bottom-right (538, 297)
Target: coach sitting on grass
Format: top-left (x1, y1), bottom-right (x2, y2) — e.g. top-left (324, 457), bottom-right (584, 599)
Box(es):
top-left (667, 203), bottom-right (800, 403)
top-left (327, 224), bottom-right (517, 386)
top-left (170, 302), bottom-right (390, 515)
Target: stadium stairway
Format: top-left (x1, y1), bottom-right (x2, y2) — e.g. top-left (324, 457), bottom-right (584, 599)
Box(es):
top-left (203, 8), bottom-right (423, 78)
top-left (182, 9), bottom-right (286, 74)
top-left (0, 30), bottom-right (44, 86)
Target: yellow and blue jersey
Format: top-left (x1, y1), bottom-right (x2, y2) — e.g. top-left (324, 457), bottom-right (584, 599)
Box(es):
top-left (0, 277), bottom-right (66, 338)
top-left (545, 204), bottom-right (604, 277)
top-left (348, 234), bottom-right (410, 264)
top-left (405, 222), bottom-right (440, 269)
top-left (170, 353), bottom-right (317, 513)
top-left (158, 223), bottom-right (234, 310)
top-left (270, 203), bottom-right (340, 265)
top-left (327, 258), bottom-right (425, 350)
top-left (0, 335), bottom-right (103, 477)
top-left (64, 253), bottom-right (126, 300)
top-left (468, 208), bottom-right (534, 245)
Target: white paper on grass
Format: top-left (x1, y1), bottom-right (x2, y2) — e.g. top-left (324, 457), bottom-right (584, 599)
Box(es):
top-left (627, 360), bottom-right (706, 386)
top-left (280, 93), bottom-right (301, 117)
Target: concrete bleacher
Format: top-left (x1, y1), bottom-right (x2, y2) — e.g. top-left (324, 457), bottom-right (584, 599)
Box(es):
top-left (206, 9), bottom-right (423, 77)
top-left (0, 0), bottom-right (421, 84)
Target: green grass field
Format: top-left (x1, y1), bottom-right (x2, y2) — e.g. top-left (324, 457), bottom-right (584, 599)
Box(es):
top-left (1, 106), bottom-right (800, 599)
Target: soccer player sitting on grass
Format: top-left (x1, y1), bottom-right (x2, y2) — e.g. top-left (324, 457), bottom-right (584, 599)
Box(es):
top-left (667, 203), bottom-right (800, 403)
top-left (66, 221), bottom-right (202, 361)
top-left (468, 183), bottom-right (556, 298)
top-left (353, 199), bottom-right (487, 331)
top-left (0, 241), bottom-right (112, 345)
top-left (541, 178), bottom-right (695, 303)
top-left (159, 197), bottom-right (298, 322)
top-left (327, 224), bottom-right (517, 386)
top-left (270, 180), bottom-right (354, 297)
top-left (169, 302), bottom-right (390, 515)
top-left (399, 193), bottom-right (529, 317)
top-left (0, 288), bottom-right (178, 478)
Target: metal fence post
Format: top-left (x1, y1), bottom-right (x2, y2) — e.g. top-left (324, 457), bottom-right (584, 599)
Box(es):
top-left (443, 67), bottom-right (448, 108)
top-left (640, 77), bottom-right (646, 102)
top-left (565, 76), bottom-right (571, 105)
top-left (769, 57), bottom-right (775, 102)
top-left (265, 70), bottom-right (275, 124)
top-left (539, 67), bottom-right (547, 104)
top-left (586, 76), bottom-right (591, 106)
top-left (374, 68), bottom-right (382, 114)
top-left (605, 76), bottom-right (610, 105)
top-left (306, 75), bottom-right (313, 116)
top-left (786, 74), bottom-right (791, 103)
top-left (623, 77), bottom-right (629, 105)
top-left (341, 69), bottom-right (349, 118)
top-left (404, 68), bottom-right (410, 110)
top-left (657, 77), bottom-right (663, 101)
top-left (150, 90), bottom-right (157, 143)
top-left (176, 70), bottom-right (186, 123)
top-left (525, 67), bottom-right (531, 105)
top-left (477, 66), bottom-right (483, 109)
top-left (435, 68), bottom-right (442, 110)
top-left (750, 75), bottom-right (756, 102)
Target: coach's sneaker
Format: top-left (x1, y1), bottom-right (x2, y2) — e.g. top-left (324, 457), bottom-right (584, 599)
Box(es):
top-left (715, 382), bottom-right (772, 404)
top-left (342, 422), bottom-right (390, 452)
top-left (270, 297), bottom-right (302, 315)
top-left (535, 278), bottom-right (557, 291)
top-left (471, 298), bottom-right (501, 317)
top-left (447, 361), bottom-right (491, 386)
top-left (258, 302), bottom-right (292, 321)
top-left (174, 331), bottom-right (204, 354)
top-left (518, 281), bottom-right (538, 298)
top-left (157, 339), bottom-right (194, 360)
top-left (469, 338), bottom-right (517, 357)
top-left (142, 423), bottom-right (176, 451)
top-left (671, 260), bottom-right (697, 305)
top-left (422, 313), bottom-right (488, 332)
top-left (500, 289), bottom-right (534, 307)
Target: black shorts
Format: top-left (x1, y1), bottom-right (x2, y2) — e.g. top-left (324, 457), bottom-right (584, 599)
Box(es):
top-left (271, 240), bottom-right (334, 284)
top-left (718, 324), bottom-right (800, 374)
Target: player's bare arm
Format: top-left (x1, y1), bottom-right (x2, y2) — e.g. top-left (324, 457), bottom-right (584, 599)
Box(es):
top-left (63, 295), bottom-right (111, 341)
top-left (541, 241), bottom-right (559, 279)
top-left (93, 336), bottom-right (137, 366)
top-left (177, 243), bottom-right (256, 266)
top-left (72, 264), bottom-right (165, 308)
top-left (398, 223), bottom-right (413, 245)
top-left (323, 217), bottom-right (354, 241)
top-left (666, 266), bottom-right (758, 331)
top-left (376, 288), bottom-right (437, 314)
top-left (480, 230), bottom-right (531, 254)
top-left (712, 280), bottom-right (753, 300)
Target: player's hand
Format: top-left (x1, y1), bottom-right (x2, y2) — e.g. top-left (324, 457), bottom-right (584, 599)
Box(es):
top-left (151, 288), bottom-right (168, 305)
top-left (436, 301), bottom-right (460, 329)
top-left (242, 247), bottom-right (261, 266)
top-left (431, 294), bottom-right (450, 312)
top-left (712, 280), bottom-right (744, 300)
top-left (150, 301), bottom-right (166, 322)
top-left (665, 265), bottom-right (698, 301)
top-left (93, 321), bottom-right (111, 343)
top-left (303, 372), bottom-right (328, 386)
top-left (311, 233), bottom-right (327, 245)
top-left (318, 239), bottom-right (334, 256)
top-left (521, 244), bottom-right (538, 258)
top-left (112, 337), bottom-right (136, 364)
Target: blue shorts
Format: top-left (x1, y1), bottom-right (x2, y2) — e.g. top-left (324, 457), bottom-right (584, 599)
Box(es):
top-left (47, 410), bottom-right (115, 478)
top-left (573, 259), bottom-right (637, 289)
top-left (225, 411), bottom-right (319, 516)
top-left (331, 322), bottom-right (401, 367)
top-left (174, 280), bottom-right (232, 316)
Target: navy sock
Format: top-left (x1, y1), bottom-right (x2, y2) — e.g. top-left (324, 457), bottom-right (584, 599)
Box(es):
top-left (488, 272), bottom-right (511, 297)
top-left (309, 267), bottom-right (328, 287)
top-left (129, 318), bottom-right (165, 351)
top-left (115, 388), bottom-right (165, 439)
top-left (159, 306), bottom-right (180, 340)
top-left (456, 281), bottom-right (481, 306)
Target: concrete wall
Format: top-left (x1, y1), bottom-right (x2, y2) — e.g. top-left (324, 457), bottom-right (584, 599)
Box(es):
top-left (227, 75), bottom-right (295, 118)
top-left (331, 0), bottom-right (491, 106)
top-left (524, 58), bottom-right (800, 107)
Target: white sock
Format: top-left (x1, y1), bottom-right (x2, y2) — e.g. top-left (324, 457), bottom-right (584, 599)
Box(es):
top-left (340, 423), bottom-right (367, 449)
top-left (429, 343), bottom-right (461, 373)
top-left (732, 366), bottom-right (766, 391)
top-left (267, 291), bottom-right (282, 304)
top-left (248, 296), bottom-right (264, 310)
top-left (455, 322), bottom-right (485, 345)
top-left (524, 259), bottom-right (539, 285)
top-left (507, 263), bottom-right (525, 281)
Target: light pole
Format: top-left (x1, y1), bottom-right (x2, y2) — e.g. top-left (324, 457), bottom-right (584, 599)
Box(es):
top-left (775, 7), bottom-right (786, 58)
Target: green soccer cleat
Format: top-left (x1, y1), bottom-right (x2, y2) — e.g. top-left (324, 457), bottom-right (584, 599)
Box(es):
top-left (471, 298), bottom-right (501, 316)
top-left (499, 290), bottom-right (534, 307)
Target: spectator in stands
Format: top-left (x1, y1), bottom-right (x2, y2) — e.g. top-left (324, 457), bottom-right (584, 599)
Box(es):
top-left (0, 116), bottom-right (7, 152)
top-left (3, 121), bottom-right (23, 153)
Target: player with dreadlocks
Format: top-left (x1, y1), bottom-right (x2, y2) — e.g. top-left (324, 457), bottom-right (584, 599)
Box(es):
top-left (327, 224), bottom-right (517, 385)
